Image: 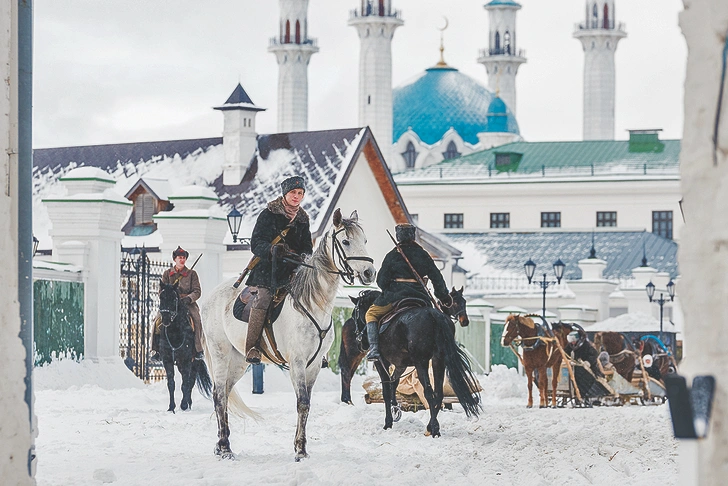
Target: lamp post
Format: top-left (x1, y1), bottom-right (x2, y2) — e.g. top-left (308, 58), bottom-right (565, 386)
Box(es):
top-left (524, 258), bottom-right (566, 320)
top-left (227, 207), bottom-right (242, 243)
top-left (646, 279), bottom-right (675, 344)
top-left (32, 235), bottom-right (39, 257)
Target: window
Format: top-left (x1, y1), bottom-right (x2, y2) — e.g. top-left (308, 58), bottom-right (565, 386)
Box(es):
top-left (442, 141), bottom-right (460, 160)
top-left (494, 31), bottom-right (500, 52)
top-left (444, 213), bottom-right (464, 229)
top-left (504, 31), bottom-right (511, 55)
top-left (295, 20), bottom-right (301, 44)
top-left (603, 3), bottom-right (609, 29)
top-left (652, 211), bottom-right (673, 239)
top-left (541, 212), bottom-right (561, 228)
top-left (596, 211), bottom-right (617, 227)
top-left (285, 20), bottom-right (291, 43)
top-left (379, 0), bottom-right (385, 16)
top-left (135, 193), bottom-right (155, 225)
top-left (495, 153), bottom-right (511, 166)
top-left (490, 213), bottom-right (510, 229)
top-left (402, 142), bottom-right (418, 169)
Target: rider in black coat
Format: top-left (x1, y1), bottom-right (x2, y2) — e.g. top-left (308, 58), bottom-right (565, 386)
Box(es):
top-left (566, 331), bottom-right (604, 378)
top-left (364, 224), bottom-right (451, 361)
top-left (243, 176), bottom-right (314, 364)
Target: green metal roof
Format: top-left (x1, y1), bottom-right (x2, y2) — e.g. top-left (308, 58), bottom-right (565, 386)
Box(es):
top-left (394, 139), bottom-right (681, 181)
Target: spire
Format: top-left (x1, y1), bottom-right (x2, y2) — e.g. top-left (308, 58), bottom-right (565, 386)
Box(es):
top-left (214, 84), bottom-right (266, 112)
top-left (435, 17), bottom-right (449, 68)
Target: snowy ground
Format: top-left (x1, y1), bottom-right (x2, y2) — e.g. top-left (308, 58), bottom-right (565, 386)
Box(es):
top-left (34, 359), bottom-right (677, 485)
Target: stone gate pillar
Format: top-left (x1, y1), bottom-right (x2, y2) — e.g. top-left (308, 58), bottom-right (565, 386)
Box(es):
top-left (678, 3), bottom-right (728, 484)
top-left (43, 167), bottom-right (132, 361)
top-left (154, 186), bottom-right (227, 294)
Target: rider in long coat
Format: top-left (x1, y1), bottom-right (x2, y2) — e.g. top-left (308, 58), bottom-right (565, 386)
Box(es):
top-left (364, 223), bottom-right (451, 361)
top-left (244, 175), bottom-right (313, 364)
top-left (152, 246), bottom-right (204, 360)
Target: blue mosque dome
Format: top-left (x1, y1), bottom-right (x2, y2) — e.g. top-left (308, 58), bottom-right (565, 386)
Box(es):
top-left (393, 66), bottom-right (520, 146)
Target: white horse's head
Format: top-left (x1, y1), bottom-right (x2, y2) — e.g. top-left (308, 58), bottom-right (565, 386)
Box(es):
top-left (330, 208), bottom-right (376, 285)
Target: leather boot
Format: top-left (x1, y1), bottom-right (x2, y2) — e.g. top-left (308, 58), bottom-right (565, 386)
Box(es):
top-left (150, 333), bottom-right (161, 362)
top-left (366, 321), bottom-right (381, 362)
top-left (245, 308), bottom-right (267, 364)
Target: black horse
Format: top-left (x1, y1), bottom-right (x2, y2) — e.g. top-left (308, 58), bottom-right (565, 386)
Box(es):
top-left (347, 288), bottom-right (480, 437)
top-left (158, 282), bottom-right (212, 412)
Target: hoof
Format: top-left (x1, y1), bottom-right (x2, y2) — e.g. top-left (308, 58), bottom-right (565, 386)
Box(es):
top-left (539, 405), bottom-right (548, 409)
top-left (424, 429), bottom-right (431, 437)
top-left (383, 423), bottom-right (392, 430)
top-left (431, 431), bottom-right (441, 438)
top-left (167, 408), bottom-right (175, 414)
top-left (526, 405), bottom-right (533, 409)
top-left (214, 446), bottom-right (236, 460)
top-left (294, 452), bottom-right (309, 462)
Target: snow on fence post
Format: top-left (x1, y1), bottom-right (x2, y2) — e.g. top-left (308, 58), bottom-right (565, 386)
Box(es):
top-left (43, 167), bottom-right (132, 362)
top-left (678, 2), bottom-right (728, 484)
top-left (154, 186), bottom-right (227, 292)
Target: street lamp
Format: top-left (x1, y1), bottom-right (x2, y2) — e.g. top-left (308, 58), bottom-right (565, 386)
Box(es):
top-left (646, 279), bottom-right (676, 344)
top-left (524, 258), bottom-right (566, 320)
top-left (32, 235), bottom-right (39, 257)
top-left (227, 207), bottom-right (243, 243)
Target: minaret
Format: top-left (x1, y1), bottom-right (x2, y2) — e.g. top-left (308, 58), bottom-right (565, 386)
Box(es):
top-left (268, 0), bottom-right (318, 133)
top-left (349, 0), bottom-right (404, 164)
top-left (477, 0), bottom-right (527, 116)
top-left (573, 1), bottom-right (626, 140)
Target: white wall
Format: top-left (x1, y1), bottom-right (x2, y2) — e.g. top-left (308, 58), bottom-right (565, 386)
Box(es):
top-left (0, 0), bottom-right (33, 481)
top-left (398, 176), bottom-right (682, 240)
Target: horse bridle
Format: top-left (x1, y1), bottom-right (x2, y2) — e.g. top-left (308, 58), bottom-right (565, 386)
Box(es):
top-left (159, 288), bottom-right (179, 326)
top-left (331, 226), bottom-right (373, 285)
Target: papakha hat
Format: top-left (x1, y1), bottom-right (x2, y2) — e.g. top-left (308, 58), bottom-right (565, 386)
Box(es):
top-left (395, 223), bottom-right (417, 243)
top-left (172, 246), bottom-right (189, 259)
top-left (281, 176), bottom-right (306, 196)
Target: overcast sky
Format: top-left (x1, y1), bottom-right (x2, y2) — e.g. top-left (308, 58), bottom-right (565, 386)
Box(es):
top-left (33, 0), bottom-right (686, 148)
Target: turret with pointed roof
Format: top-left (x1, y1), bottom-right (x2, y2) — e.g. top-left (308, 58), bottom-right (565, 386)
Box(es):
top-left (214, 83), bottom-right (267, 186)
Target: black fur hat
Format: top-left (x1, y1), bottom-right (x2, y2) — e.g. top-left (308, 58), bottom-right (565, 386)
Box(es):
top-left (172, 246), bottom-right (189, 259)
top-left (281, 176), bottom-right (305, 196)
top-left (395, 223), bottom-right (417, 243)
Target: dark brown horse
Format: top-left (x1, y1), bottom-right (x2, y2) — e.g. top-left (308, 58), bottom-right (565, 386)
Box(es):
top-left (593, 331), bottom-right (637, 382)
top-left (338, 287), bottom-right (470, 404)
top-left (501, 315), bottom-right (570, 408)
top-left (347, 288), bottom-right (479, 437)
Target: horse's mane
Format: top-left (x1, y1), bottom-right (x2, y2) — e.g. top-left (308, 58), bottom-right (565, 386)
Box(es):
top-left (289, 216), bottom-right (363, 312)
top-left (507, 314), bottom-right (535, 329)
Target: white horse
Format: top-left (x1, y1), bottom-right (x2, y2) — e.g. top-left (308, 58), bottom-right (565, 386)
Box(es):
top-left (201, 209), bottom-right (376, 461)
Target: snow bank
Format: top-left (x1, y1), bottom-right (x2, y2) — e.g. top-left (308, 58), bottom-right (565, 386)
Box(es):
top-left (480, 364), bottom-right (527, 400)
top-left (34, 357), bottom-right (145, 391)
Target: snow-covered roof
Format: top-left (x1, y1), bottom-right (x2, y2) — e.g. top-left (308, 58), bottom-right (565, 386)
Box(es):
top-left (32, 127), bottom-right (417, 246)
top-left (442, 230), bottom-right (678, 281)
top-left (584, 312), bottom-right (677, 333)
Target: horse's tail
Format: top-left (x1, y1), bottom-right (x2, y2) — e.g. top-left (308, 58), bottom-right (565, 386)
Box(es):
top-left (201, 332), bottom-right (261, 420)
top-left (193, 359), bottom-right (213, 399)
top-left (433, 311), bottom-right (481, 418)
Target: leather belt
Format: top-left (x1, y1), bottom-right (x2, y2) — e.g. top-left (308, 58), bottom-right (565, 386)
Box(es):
top-left (394, 278), bottom-right (418, 283)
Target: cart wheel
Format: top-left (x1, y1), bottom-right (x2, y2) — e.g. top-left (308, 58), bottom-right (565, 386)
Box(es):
top-left (392, 404), bottom-right (402, 422)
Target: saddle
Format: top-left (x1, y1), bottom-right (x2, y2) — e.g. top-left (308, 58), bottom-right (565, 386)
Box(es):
top-left (232, 286), bottom-right (289, 366)
top-left (378, 297), bottom-right (429, 334)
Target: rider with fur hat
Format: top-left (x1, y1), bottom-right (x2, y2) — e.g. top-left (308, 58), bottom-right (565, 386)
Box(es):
top-left (364, 223), bottom-right (451, 362)
top-left (244, 175), bottom-right (313, 364)
top-left (151, 246), bottom-right (204, 360)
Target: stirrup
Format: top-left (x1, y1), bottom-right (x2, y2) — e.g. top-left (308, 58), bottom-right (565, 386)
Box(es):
top-left (246, 348), bottom-right (261, 364)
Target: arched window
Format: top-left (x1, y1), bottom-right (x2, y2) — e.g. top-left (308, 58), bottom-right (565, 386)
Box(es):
top-left (379, 0), bottom-right (385, 16)
top-left (295, 20), bottom-right (301, 44)
top-left (603, 4), bottom-right (609, 29)
top-left (504, 31), bottom-right (511, 55)
top-left (285, 20), bottom-right (291, 43)
top-left (494, 31), bottom-right (500, 52)
top-left (592, 3), bottom-right (598, 28)
top-left (443, 141), bottom-right (461, 161)
top-left (135, 193), bottom-right (155, 225)
top-left (402, 142), bottom-right (418, 169)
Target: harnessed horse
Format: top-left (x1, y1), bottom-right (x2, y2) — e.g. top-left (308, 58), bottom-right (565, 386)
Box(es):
top-left (158, 282), bottom-right (212, 412)
top-left (201, 209), bottom-right (376, 461)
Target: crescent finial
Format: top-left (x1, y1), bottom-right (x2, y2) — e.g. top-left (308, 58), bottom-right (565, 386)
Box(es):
top-left (439, 16), bottom-right (449, 32)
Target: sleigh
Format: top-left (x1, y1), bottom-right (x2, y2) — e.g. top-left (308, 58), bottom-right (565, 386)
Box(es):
top-left (548, 360), bottom-right (667, 407)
